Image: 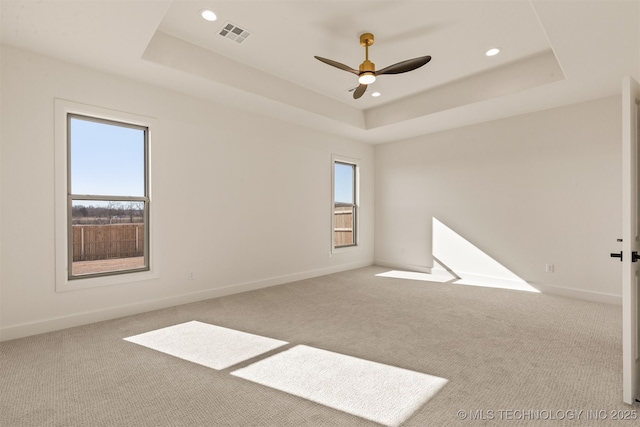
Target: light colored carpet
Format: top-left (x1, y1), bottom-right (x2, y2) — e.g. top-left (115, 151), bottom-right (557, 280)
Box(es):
top-left (124, 320), bottom-right (287, 370)
top-left (0, 266), bottom-right (634, 426)
top-left (126, 321), bottom-right (445, 426)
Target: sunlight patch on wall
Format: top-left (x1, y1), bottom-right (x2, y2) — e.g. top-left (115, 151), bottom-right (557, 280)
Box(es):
top-left (232, 345), bottom-right (448, 427)
top-left (432, 217), bottom-right (539, 293)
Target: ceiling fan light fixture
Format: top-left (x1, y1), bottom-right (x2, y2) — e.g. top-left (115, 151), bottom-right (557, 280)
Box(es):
top-left (314, 32), bottom-right (431, 100)
top-left (358, 72), bottom-right (376, 85)
top-left (200, 9), bottom-right (217, 22)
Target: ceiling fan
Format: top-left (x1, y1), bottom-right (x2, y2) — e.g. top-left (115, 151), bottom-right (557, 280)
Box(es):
top-left (314, 33), bottom-right (431, 99)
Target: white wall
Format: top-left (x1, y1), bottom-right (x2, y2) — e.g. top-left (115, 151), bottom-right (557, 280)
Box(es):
top-left (0, 45), bottom-right (374, 340)
top-left (375, 96), bottom-right (622, 303)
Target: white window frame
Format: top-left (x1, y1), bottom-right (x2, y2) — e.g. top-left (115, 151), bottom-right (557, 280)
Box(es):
top-left (331, 155), bottom-right (360, 254)
top-left (54, 99), bottom-right (159, 292)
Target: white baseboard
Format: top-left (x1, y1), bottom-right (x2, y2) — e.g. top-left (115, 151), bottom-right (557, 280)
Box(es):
top-left (376, 261), bottom-right (621, 305)
top-left (0, 261), bottom-right (373, 342)
top-left (430, 267), bottom-right (622, 305)
top-left (533, 283), bottom-right (621, 305)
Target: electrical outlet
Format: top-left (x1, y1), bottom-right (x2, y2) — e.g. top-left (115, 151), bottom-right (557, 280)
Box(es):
top-left (545, 264), bottom-right (554, 273)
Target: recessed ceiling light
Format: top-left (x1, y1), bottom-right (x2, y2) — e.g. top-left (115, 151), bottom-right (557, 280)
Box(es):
top-left (485, 47), bottom-right (501, 57)
top-left (371, 92), bottom-right (381, 97)
top-left (201, 9), bottom-right (217, 22)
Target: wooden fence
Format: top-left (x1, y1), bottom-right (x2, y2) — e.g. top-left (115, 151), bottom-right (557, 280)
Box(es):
top-left (334, 206), bottom-right (354, 247)
top-left (72, 210), bottom-right (350, 260)
top-left (72, 224), bottom-right (144, 261)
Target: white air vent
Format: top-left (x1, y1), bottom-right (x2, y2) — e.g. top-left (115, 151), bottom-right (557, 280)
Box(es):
top-left (219, 22), bottom-right (251, 44)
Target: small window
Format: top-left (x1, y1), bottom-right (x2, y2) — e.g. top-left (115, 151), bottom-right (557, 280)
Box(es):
top-left (67, 115), bottom-right (149, 279)
top-left (333, 158), bottom-right (358, 249)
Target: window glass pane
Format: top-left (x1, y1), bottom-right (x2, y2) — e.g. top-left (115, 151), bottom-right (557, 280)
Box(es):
top-left (71, 200), bottom-right (146, 276)
top-left (334, 205), bottom-right (355, 247)
top-left (334, 162), bottom-right (354, 204)
top-left (334, 161), bottom-right (356, 247)
top-left (70, 117), bottom-right (145, 196)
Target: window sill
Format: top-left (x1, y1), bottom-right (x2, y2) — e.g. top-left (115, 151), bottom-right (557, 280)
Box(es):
top-left (56, 268), bottom-right (159, 292)
top-left (331, 245), bottom-right (360, 255)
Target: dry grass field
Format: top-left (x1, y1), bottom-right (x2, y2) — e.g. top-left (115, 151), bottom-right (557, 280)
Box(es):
top-left (72, 256), bottom-right (145, 276)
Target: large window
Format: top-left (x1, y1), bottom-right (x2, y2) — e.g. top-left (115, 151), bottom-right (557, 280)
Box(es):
top-left (55, 100), bottom-right (157, 291)
top-left (67, 115), bottom-right (149, 279)
top-left (333, 158), bottom-right (359, 249)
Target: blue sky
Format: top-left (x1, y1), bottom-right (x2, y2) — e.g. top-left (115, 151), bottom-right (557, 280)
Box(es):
top-left (70, 117), bottom-right (145, 198)
top-left (334, 162), bottom-right (355, 204)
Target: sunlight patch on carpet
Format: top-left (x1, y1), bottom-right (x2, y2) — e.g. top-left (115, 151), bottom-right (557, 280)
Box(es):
top-left (231, 345), bottom-right (448, 427)
top-left (376, 270), bottom-right (453, 283)
top-left (124, 321), bottom-right (288, 370)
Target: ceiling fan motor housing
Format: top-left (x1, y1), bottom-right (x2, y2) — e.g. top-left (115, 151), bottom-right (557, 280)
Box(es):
top-left (359, 59), bottom-right (375, 74)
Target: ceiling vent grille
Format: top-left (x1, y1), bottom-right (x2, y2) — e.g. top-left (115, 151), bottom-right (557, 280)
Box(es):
top-left (219, 23), bottom-right (251, 44)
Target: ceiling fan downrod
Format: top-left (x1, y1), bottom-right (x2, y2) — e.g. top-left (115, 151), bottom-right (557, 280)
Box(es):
top-left (359, 33), bottom-right (375, 83)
